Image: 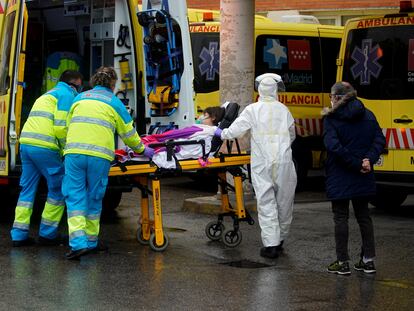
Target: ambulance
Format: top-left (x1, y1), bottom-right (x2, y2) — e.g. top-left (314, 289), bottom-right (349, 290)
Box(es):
top-left (189, 12), bottom-right (343, 185)
top-left (336, 1), bottom-right (414, 208)
top-left (0, 0), bottom-right (194, 209)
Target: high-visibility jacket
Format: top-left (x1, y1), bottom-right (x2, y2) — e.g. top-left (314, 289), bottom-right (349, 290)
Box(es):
top-left (20, 82), bottom-right (78, 151)
top-left (64, 86), bottom-right (145, 161)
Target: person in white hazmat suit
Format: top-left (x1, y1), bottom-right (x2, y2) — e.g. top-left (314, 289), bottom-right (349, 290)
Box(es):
top-left (214, 73), bottom-right (297, 258)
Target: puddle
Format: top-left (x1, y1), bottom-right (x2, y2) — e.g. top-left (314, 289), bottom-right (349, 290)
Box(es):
top-left (221, 260), bottom-right (273, 269)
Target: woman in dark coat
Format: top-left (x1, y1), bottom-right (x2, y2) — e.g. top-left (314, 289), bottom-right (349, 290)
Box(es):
top-left (322, 81), bottom-right (385, 275)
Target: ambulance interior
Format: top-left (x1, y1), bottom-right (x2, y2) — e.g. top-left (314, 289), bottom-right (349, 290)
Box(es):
top-left (22, 0), bottom-right (133, 125)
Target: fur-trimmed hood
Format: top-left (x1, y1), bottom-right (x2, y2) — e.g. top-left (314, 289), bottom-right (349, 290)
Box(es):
top-left (321, 91), bottom-right (365, 121)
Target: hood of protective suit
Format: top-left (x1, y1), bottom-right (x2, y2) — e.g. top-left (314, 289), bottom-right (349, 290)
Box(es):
top-left (258, 77), bottom-right (278, 101)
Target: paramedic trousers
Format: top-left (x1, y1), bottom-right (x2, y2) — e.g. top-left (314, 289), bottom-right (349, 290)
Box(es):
top-left (11, 144), bottom-right (65, 241)
top-left (62, 154), bottom-right (110, 251)
top-left (332, 197), bottom-right (376, 262)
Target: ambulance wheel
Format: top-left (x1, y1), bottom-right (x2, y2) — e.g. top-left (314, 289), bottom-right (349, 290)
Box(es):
top-left (370, 189), bottom-right (407, 210)
top-left (222, 229), bottom-right (242, 248)
top-left (205, 221), bottom-right (225, 241)
top-left (149, 233), bottom-right (169, 252)
top-left (136, 227), bottom-right (149, 245)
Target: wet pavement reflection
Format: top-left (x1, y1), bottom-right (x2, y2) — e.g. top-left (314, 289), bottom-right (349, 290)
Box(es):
top-left (0, 175), bottom-right (413, 310)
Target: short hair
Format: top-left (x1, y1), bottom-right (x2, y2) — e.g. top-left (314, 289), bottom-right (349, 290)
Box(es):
top-left (59, 70), bottom-right (83, 84)
top-left (90, 66), bottom-right (118, 89)
top-left (331, 81), bottom-right (357, 96)
top-left (203, 106), bottom-right (225, 126)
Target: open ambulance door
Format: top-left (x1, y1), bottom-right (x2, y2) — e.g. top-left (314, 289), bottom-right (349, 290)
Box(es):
top-left (126, 0), bottom-right (146, 134)
top-left (0, 0), bottom-right (27, 177)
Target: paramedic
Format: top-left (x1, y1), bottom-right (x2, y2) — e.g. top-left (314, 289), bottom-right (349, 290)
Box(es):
top-left (11, 70), bottom-right (83, 247)
top-left (63, 66), bottom-right (154, 260)
top-left (215, 73), bottom-right (297, 259)
top-left (324, 82), bottom-right (385, 275)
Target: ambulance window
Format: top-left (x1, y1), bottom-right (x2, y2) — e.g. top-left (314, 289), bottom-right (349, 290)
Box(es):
top-left (0, 12), bottom-right (16, 95)
top-left (255, 35), bottom-right (322, 93)
top-left (342, 26), bottom-right (414, 100)
top-left (320, 37), bottom-right (341, 92)
top-left (190, 32), bottom-right (220, 93)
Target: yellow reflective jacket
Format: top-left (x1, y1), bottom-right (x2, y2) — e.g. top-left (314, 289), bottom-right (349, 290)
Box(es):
top-left (64, 86), bottom-right (145, 161)
top-left (42, 52), bottom-right (81, 92)
top-left (20, 82), bottom-right (78, 151)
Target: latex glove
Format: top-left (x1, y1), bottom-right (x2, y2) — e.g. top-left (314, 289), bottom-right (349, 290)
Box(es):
top-left (214, 128), bottom-right (223, 138)
top-left (143, 147), bottom-right (155, 159)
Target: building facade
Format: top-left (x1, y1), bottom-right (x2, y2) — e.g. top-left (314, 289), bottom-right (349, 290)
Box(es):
top-left (183, 0), bottom-right (403, 25)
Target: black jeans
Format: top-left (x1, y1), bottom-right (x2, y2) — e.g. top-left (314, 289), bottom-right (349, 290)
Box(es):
top-left (332, 197), bottom-right (376, 262)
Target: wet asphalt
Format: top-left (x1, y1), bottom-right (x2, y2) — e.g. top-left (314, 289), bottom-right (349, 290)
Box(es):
top-left (0, 173), bottom-right (413, 310)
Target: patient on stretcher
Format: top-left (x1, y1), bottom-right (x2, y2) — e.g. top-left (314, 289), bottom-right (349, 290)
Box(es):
top-left (114, 103), bottom-right (239, 169)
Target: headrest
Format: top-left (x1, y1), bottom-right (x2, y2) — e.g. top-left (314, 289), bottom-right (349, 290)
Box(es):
top-left (209, 102), bottom-right (240, 155)
top-left (218, 102), bottom-right (240, 130)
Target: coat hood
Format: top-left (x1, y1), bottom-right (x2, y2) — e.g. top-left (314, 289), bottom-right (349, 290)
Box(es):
top-left (322, 93), bottom-right (365, 121)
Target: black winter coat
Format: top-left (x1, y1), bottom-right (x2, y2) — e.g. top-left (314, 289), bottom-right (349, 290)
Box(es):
top-left (323, 97), bottom-right (386, 200)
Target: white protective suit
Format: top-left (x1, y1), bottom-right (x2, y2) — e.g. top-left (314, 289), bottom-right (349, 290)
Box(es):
top-left (221, 74), bottom-right (297, 247)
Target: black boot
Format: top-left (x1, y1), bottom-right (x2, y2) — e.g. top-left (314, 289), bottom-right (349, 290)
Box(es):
top-left (12, 237), bottom-right (36, 247)
top-left (65, 248), bottom-right (89, 260)
top-left (260, 246), bottom-right (279, 259)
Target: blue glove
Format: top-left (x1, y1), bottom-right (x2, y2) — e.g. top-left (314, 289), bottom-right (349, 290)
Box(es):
top-left (214, 128), bottom-right (223, 138)
top-left (143, 147), bottom-right (155, 158)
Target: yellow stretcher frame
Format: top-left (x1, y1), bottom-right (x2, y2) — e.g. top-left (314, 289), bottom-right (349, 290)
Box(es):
top-left (109, 154), bottom-right (251, 251)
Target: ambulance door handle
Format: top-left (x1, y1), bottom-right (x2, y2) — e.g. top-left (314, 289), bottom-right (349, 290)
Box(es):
top-left (393, 118), bottom-right (413, 124)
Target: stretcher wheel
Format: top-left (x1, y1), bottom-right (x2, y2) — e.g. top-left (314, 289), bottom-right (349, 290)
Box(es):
top-left (205, 221), bottom-right (225, 241)
top-left (136, 227), bottom-right (149, 245)
top-left (149, 233), bottom-right (169, 252)
top-left (222, 229), bottom-right (242, 248)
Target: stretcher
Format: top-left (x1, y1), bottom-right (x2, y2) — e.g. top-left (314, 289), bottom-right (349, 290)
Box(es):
top-left (109, 152), bottom-right (253, 251)
top-left (109, 103), bottom-right (255, 251)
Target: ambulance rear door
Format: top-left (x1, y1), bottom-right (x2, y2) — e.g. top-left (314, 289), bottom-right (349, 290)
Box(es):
top-left (0, 0), bottom-right (27, 176)
top-left (390, 21), bottom-right (414, 172)
top-left (338, 18), bottom-right (394, 173)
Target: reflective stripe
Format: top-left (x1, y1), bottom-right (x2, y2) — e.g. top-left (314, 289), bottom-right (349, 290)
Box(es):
top-left (68, 210), bottom-right (86, 218)
top-left (71, 116), bottom-right (115, 132)
top-left (130, 142), bottom-right (144, 151)
top-left (87, 235), bottom-right (98, 242)
top-left (69, 230), bottom-right (86, 239)
top-left (16, 201), bottom-right (33, 208)
top-left (41, 218), bottom-right (59, 228)
top-left (54, 119), bottom-right (66, 126)
top-left (120, 128), bottom-right (136, 140)
top-left (58, 138), bottom-right (66, 145)
top-left (20, 132), bottom-right (57, 144)
top-left (47, 197), bottom-right (65, 207)
top-left (29, 111), bottom-right (54, 120)
top-left (13, 222), bottom-right (30, 230)
top-left (66, 143), bottom-right (114, 158)
top-left (87, 213), bottom-right (100, 220)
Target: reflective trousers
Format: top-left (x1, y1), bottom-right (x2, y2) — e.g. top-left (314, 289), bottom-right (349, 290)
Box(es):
top-left (251, 162), bottom-right (297, 247)
top-left (63, 154), bottom-right (110, 251)
top-left (11, 144), bottom-right (65, 241)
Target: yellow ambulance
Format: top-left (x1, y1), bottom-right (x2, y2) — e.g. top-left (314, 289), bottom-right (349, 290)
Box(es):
top-left (336, 1), bottom-right (414, 207)
top-left (189, 12), bottom-right (343, 185)
top-left (0, 0), bottom-right (195, 209)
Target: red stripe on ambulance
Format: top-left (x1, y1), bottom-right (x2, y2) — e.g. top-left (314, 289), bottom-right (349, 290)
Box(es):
top-left (383, 128), bottom-right (414, 149)
top-left (294, 118), bottom-right (323, 136)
